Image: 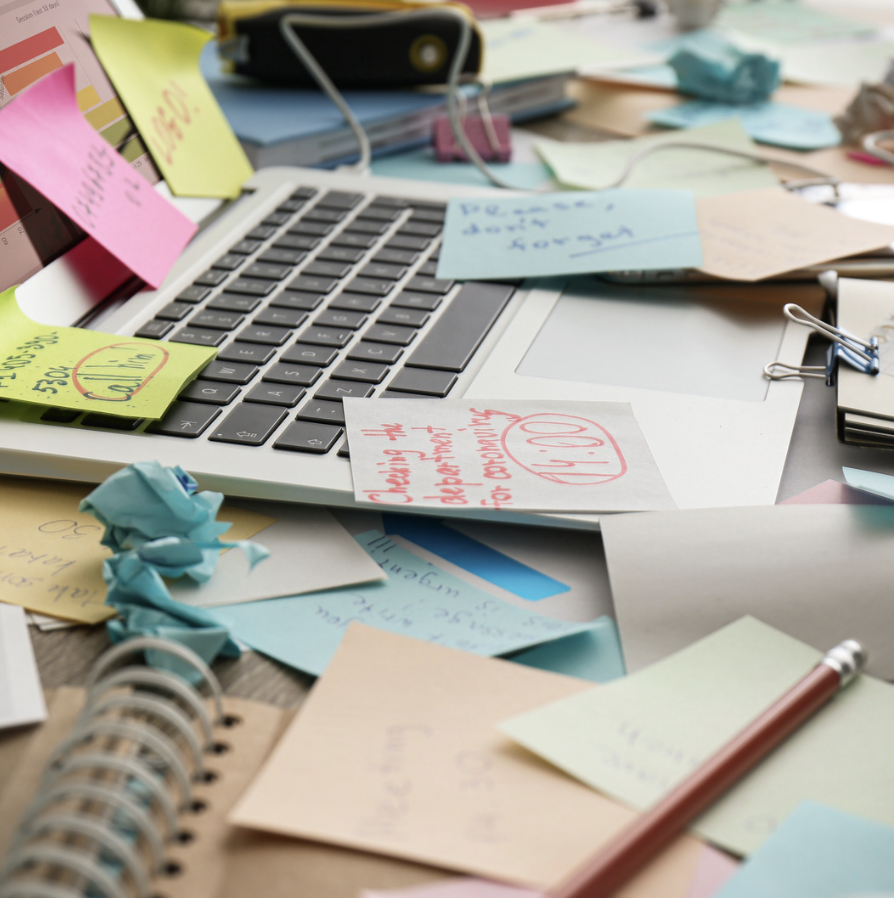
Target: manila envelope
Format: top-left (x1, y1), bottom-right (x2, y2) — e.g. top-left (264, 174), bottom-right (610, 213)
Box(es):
top-left (229, 623), bottom-right (713, 895)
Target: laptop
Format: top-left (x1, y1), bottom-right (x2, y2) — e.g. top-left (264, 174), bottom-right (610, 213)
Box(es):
top-left (0, 1), bottom-right (813, 528)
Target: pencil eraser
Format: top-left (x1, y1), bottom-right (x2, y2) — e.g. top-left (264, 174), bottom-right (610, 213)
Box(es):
top-left (433, 114), bottom-right (512, 163)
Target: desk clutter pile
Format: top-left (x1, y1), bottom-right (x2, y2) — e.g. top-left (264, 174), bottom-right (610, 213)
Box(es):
top-left (3, 1), bottom-right (894, 897)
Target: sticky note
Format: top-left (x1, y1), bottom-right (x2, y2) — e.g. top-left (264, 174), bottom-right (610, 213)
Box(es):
top-left (0, 65), bottom-right (196, 288)
top-left (502, 617), bottom-right (894, 857)
top-left (0, 285), bottom-right (214, 419)
top-left (210, 530), bottom-right (602, 677)
top-left (90, 16), bottom-right (253, 199)
top-left (436, 190), bottom-right (702, 281)
top-left (647, 102), bottom-right (840, 151)
top-left (343, 398), bottom-right (674, 513)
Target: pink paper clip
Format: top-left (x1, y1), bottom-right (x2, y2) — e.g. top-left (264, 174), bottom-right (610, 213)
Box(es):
top-left (433, 112), bottom-right (512, 162)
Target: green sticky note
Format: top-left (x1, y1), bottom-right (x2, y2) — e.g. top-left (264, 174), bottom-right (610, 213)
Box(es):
top-left (501, 617), bottom-right (894, 857)
top-left (536, 120), bottom-right (779, 197)
top-left (0, 286), bottom-right (214, 418)
top-left (90, 16), bottom-right (253, 199)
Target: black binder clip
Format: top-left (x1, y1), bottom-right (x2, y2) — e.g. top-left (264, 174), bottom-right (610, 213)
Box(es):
top-left (764, 303), bottom-right (879, 386)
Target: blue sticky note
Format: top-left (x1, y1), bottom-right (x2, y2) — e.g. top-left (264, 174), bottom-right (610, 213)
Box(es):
top-left (714, 801), bottom-right (894, 898)
top-left (209, 530), bottom-right (600, 677)
top-left (436, 189), bottom-right (702, 281)
top-left (382, 513), bottom-right (569, 601)
top-left (648, 102), bottom-right (840, 151)
top-left (843, 467), bottom-right (894, 502)
top-left (510, 617), bottom-right (626, 682)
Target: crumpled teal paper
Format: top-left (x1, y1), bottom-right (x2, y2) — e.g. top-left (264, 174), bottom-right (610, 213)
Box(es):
top-left (80, 461), bottom-right (269, 668)
top-left (669, 33), bottom-right (780, 104)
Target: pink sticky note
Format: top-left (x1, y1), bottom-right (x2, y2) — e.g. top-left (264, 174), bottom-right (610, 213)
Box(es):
top-left (0, 64), bottom-right (196, 288)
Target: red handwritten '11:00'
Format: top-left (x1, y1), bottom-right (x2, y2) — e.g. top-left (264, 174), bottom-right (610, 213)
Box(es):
top-left (149, 80), bottom-right (196, 168)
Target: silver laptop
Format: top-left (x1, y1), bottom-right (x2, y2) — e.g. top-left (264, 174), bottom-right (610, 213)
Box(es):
top-left (0, 4), bottom-right (811, 527)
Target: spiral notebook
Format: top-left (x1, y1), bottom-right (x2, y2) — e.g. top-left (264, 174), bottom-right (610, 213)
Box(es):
top-left (0, 640), bottom-right (452, 898)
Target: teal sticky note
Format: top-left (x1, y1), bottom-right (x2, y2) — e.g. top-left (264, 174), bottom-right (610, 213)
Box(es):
top-left (510, 616), bottom-right (626, 682)
top-left (714, 801), bottom-right (894, 898)
top-left (647, 102), bottom-right (840, 151)
top-left (436, 189), bottom-right (702, 281)
top-left (843, 467), bottom-right (894, 502)
top-left (209, 530), bottom-right (600, 677)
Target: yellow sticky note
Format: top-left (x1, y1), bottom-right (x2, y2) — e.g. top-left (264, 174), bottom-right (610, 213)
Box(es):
top-left (0, 286), bottom-right (214, 419)
top-left (0, 475), bottom-right (275, 625)
top-left (89, 15), bottom-right (253, 199)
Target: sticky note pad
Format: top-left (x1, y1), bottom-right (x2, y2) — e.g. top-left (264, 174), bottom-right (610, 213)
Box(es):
top-left (90, 16), bottom-right (253, 199)
top-left (0, 286), bottom-right (214, 419)
top-left (0, 65), bottom-right (196, 288)
top-left (436, 189), bottom-right (702, 280)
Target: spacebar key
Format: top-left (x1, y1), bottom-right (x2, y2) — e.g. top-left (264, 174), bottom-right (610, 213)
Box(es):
top-left (406, 281), bottom-right (515, 372)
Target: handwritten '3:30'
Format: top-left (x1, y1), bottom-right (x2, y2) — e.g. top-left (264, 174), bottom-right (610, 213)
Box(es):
top-left (149, 80), bottom-right (196, 168)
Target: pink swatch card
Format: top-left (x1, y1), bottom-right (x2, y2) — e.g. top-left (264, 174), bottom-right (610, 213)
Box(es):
top-left (0, 64), bottom-right (196, 288)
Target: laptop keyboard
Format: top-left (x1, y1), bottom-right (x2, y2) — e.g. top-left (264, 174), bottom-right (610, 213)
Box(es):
top-left (43, 184), bottom-right (516, 458)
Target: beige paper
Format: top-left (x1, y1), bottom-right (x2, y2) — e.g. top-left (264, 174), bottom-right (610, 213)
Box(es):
top-left (230, 623), bottom-right (710, 893)
top-left (696, 187), bottom-right (894, 281)
top-left (0, 475), bottom-right (272, 624)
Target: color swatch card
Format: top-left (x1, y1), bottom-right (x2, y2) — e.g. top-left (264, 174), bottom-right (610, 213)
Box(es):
top-left (90, 16), bottom-right (253, 198)
top-left (436, 190), bottom-right (702, 280)
top-left (343, 399), bottom-right (674, 513)
top-left (502, 617), bottom-right (894, 857)
top-left (209, 530), bottom-right (601, 676)
top-left (0, 286), bottom-right (214, 419)
top-left (229, 623), bottom-right (711, 892)
top-left (0, 65), bottom-right (196, 287)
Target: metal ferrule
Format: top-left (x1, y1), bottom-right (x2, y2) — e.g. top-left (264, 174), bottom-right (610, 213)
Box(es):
top-left (822, 640), bottom-right (867, 688)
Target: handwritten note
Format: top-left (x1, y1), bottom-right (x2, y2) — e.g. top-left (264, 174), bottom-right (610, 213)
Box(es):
top-left (435, 190), bottom-right (702, 281)
top-left (0, 286), bottom-right (215, 418)
top-left (343, 399), bottom-right (674, 513)
top-left (210, 530), bottom-right (600, 677)
top-left (502, 617), bottom-right (894, 856)
top-left (0, 65), bottom-right (196, 288)
top-left (647, 101), bottom-right (841, 151)
top-left (229, 623), bottom-right (712, 891)
top-left (0, 474), bottom-right (273, 625)
top-left (695, 188), bottom-right (894, 281)
top-left (90, 16), bottom-right (253, 199)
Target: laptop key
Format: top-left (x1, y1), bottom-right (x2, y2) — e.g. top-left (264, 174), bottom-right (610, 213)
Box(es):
top-left (406, 275), bottom-right (454, 294)
top-left (207, 293), bottom-right (262, 313)
top-left (226, 278), bottom-right (277, 297)
top-left (407, 281), bottom-right (515, 372)
top-left (246, 225), bottom-right (277, 240)
top-left (331, 360), bottom-right (389, 383)
top-left (243, 262), bottom-right (293, 280)
top-left (263, 211), bottom-right (292, 227)
top-left (298, 326), bottom-right (353, 348)
top-left (175, 285), bottom-right (211, 303)
top-left (358, 262), bottom-right (406, 280)
top-left (147, 401), bottom-right (221, 437)
top-left (82, 414), bottom-right (144, 431)
top-left (280, 343), bottom-right (338, 366)
top-left (359, 205), bottom-right (402, 222)
top-left (208, 404), bottom-right (287, 446)
top-left (201, 360), bottom-right (258, 384)
top-left (288, 275), bottom-right (338, 294)
top-left (236, 324), bottom-right (292, 346)
top-left (364, 324), bottom-right (416, 346)
top-left (253, 308), bottom-right (308, 328)
top-left (245, 383), bottom-right (305, 407)
top-left (303, 260), bottom-right (353, 279)
top-left (263, 363), bottom-right (322, 387)
top-left (212, 253), bottom-right (245, 271)
top-left (377, 308), bottom-right (429, 328)
top-left (274, 233), bottom-right (320, 251)
top-left (274, 420), bottom-right (343, 454)
top-left (417, 260), bottom-right (439, 276)
top-left (156, 302), bottom-right (192, 321)
top-left (387, 367), bottom-right (457, 397)
top-left (372, 248), bottom-right (418, 266)
top-left (258, 248), bottom-right (307, 266)
top-left (331, 231), bottom-right (378, 250)
top-left (170, 327), bottom-right (227, 347)
top-left (304, 207), bottom-right (348, 223)
top-left (289, 220), bottom-right (334, 237)
top-left (314, 309), bottom-right (366, 329)
top-left (296, 398), bottom-right (346, 426)
top-left (317, 245), bottom-right (365, 264)
top-left (344, 277), bottom-right (394, 297)
top-left (277, 198), bottom-right (306, 213)
top-left (41, 408), bottom-right (80, 423)
top-left (399, 221), bottom-right (441, 238)
top-left (190, 310), bottom-right (244, 330)
top-left (230, 239), bottom-right (262, 255)
top-left (329, 293), bottom-right (381, 313)
top-left (385, 234), bottom-right (430, 251)
top-left (193, 269), bottom-right (229, 287)
top-left (391, 291), bottom-right (442, 311)
top-left (216, 342), bottom-right (277, 365)
top-left (349, 219), bottom-right (390, 235)
top-left (179, 379), bottom-right (241, 405)
top-left (134, 320), bottom-right (174, 340)
top-left (270, 291), bottom-right (324, 311)
top-left (409, 207), bottom-right (446, 223)
top-left (347, 341), bottom-right (404, 364)
top-left (317, 190), bottom-right (363, 209)
top-left (315, 380), bottom-right (375, 402)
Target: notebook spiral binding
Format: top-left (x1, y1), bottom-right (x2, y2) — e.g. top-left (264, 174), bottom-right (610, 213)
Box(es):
top-left (0, 637), bottom-right (240, 898)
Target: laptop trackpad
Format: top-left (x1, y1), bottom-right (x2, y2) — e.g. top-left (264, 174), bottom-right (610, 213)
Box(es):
top-left (516, 282), bottom-right (783, 403)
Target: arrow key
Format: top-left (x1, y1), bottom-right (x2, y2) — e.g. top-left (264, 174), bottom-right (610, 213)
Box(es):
top-left (274, 420), bottom-right (344, 454)
top-left (147, 401), bottom-right (221, 438)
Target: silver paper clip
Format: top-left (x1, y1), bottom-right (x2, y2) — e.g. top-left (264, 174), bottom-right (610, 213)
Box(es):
top-left (764, 303), bottom-right (879, 385)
